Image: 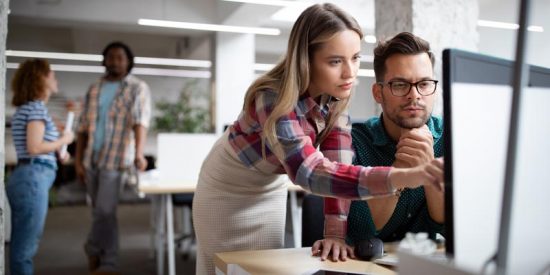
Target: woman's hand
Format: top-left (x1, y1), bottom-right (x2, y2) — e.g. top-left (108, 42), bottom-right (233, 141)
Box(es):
top-left (389, 158), bottom-right (444, 191)
top-left (58, 151), bottom-right (71, 164)
top-left (60, 131), bottom-right (75, 145)
top-left (311, 237), bottom-right (355, 262)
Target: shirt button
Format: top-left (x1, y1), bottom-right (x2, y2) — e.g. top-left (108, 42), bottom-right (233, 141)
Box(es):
top-left (407, 213), bottom-right (412, 218)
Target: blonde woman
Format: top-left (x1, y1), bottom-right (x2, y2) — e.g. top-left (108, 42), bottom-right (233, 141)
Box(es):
top-left (192, 3), bottom-right (444, 274)
top-left (7, 59), bottom-right (74, 275)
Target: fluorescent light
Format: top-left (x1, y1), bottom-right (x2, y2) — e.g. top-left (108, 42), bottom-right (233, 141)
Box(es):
top-left (364, 35), bottom-right (377, 44)
top-left (138, 19), bottom-right (281, 36)
top-left (527, 25), bottom-right (544, 32)
top-left (132, 68), bottom-right (211, 78)
top-left (6, 50), bottom-right (212, 68)
top-left (221, 0), bottom-right (310, 7)
top-left (6, 50), bottom-right (102, 62)
top-left (478, 19), bottom-right (544, 32)
top-left (135, 57), bottom-right (211, 68)
top-left (7, 63), bottom-right (211, 78)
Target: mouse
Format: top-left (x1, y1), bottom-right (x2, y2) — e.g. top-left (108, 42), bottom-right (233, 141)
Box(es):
top-left (355, 238), bottom-right (384, 261)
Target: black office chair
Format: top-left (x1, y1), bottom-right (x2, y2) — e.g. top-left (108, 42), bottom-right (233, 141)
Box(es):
top-left (301, 194), bottom-right (325, 247)
top-left (172, 193), bottom-right (195, 260)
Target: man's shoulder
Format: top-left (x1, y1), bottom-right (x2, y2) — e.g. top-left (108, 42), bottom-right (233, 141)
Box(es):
top-left (428, 115), bottom-right (444, 137)
top-left (352, 117), bottom-right (380, 134)
top-left (351, 117), bottom-right (381, 143)
top-left (125, 74), bottom-right (147, 86)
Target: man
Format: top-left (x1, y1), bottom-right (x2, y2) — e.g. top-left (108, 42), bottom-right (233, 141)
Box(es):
top-left (313, 32), bottom-right (444, 261)
top-left (75, 41), bottom-right (151, 274)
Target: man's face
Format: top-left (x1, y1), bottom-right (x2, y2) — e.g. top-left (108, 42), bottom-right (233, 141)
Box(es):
top-left (104, 47), bottom-right (129, 78)
top-left (372, 53), bottom-right (435, 129)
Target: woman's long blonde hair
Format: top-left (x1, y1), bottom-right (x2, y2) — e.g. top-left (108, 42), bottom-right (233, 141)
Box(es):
top-left (242, 3), bottom-right (363, 153)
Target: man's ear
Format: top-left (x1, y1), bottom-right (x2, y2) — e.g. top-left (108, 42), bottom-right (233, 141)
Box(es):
top-left (372, 83), bottom-right (383, 104)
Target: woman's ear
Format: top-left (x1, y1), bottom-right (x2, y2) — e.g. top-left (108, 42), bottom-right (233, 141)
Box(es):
top-left (372, 83), bottom-right (383, 104)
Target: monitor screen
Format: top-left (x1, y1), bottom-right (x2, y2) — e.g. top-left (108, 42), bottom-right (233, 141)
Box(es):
top-left (442, 49), bottom-right (550, 273)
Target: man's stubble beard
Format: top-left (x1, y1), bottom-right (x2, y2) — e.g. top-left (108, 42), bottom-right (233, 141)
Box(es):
top-left (383, 100), bottom-right (431, 129)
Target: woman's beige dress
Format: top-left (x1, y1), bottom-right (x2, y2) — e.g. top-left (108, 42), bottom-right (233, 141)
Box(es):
top-left (192, 132), bottom-right (288, 274)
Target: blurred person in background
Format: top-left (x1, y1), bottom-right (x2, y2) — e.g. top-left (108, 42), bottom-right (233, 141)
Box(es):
top-left (7, 58), bottom-right (75, 275)
top-left (75, 41), bottom-right (151, 275)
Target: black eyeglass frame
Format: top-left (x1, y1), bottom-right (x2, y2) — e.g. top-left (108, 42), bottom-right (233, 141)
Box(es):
top-left (377, 79), bottom-right (439, 97)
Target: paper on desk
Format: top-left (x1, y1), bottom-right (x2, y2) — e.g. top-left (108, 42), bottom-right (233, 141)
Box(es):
top-left (374, 254), bottom-right (399, 266)
top-left (138, 169), bottom-right (160, 185)
top-left (227, 264), bottom-right (251, 275)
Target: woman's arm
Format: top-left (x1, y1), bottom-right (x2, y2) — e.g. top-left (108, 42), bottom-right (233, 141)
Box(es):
top-left (26, 120), bottom-right (74, 155)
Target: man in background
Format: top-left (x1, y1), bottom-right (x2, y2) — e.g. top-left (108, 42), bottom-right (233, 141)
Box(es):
top-left (314, 32), bottom-right (444, 261)
top-left (75, 41), bottom-right (151, 275)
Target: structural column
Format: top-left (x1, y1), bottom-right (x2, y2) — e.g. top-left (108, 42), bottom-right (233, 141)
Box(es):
top-left (213, 32), bottom-right (255, 135)
top-left (0, 0), bottom-right (9, 272)
top-left (375, 0), bottom-right (479, 114)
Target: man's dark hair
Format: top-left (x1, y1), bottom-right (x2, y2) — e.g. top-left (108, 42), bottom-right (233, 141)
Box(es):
top-left (373, 32), bottom-right (435, 82)
top-left (101, 41), bottom-right (135, 73)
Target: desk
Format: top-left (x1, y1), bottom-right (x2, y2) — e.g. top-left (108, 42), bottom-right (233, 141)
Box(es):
top-left (138, 180), bottom-right (195, 275)
top-left (214, 247), bottom-right (395, 275)
top-left (138, 175), bottom-right (306, 275)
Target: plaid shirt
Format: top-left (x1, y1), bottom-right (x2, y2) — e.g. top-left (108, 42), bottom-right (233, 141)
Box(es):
top-left (78, 75), bottom-right (151, 170)
top-left (227, 89), bottom-right (393, 238)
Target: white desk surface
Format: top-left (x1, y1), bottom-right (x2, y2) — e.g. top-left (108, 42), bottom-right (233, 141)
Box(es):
top-left (214, 247), bottom-right (395, 275)
top-left (138, 180), bottom-right (305, 194)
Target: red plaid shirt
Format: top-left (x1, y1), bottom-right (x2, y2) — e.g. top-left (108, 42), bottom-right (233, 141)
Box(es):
top-left (227, 89), bottom-right (393, 238)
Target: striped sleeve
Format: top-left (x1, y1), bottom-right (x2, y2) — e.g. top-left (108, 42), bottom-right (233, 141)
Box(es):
top-left (26, 102), bottom-right (48, 122)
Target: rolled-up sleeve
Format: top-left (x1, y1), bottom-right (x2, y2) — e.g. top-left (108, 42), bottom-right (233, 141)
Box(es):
top-left (132, 82), bottom-right (151, 128)
top-left (78, 88), bottom-right (91, 133)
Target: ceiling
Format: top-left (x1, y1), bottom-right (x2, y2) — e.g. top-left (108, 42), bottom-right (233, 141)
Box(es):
top-left (6, 0), bottom-right (550, 67)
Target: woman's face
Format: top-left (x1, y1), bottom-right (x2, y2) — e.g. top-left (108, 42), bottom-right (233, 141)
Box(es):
top-left (44, 70), bottom-right (58, 96)
top-left (308, 29), bottom-right (361, 100)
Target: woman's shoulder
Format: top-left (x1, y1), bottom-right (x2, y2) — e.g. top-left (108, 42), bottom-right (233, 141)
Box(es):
top-left (16, 100), bottom-right (46, 112)
top-left (17, 101), bottom-right (48, 119)
top-left (252, 88), bottom-right (279, 108)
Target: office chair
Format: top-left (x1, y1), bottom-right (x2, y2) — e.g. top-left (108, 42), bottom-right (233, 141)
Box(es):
top-left (172, 193), bottom-right (195, 260)
top-left (301, 194), bottom-right (325, 247)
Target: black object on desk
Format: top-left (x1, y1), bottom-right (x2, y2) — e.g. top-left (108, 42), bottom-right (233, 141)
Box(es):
top-left (355, 238), bottom-right (384, 261)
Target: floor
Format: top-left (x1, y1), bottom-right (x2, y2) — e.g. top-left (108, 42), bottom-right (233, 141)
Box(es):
top-left (4, 189), bottom-right (296, 275)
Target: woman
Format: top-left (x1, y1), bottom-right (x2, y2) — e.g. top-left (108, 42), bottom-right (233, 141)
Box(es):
top-left (192, 3), bottom-right (444, 274)
top-left (7, 58), bottom-right (74, 275)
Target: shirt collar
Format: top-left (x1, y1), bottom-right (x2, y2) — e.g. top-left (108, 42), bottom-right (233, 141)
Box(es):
top-left (297, 93), bottom-right (339, 116)
top-left (371, 114), bottom-right (442, 146)
top-left (100, 74), bottom-right (135, 86)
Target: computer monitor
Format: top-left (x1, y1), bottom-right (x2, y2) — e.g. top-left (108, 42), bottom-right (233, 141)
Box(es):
top-left (443, 49), bottom-right (550, 273)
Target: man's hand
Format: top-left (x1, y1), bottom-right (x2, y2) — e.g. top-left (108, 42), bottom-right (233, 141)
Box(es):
top-left (311, 238), bottom-right (355, 262)
top-left (396, 125), bottom-right (434, 167)
top-left (75, 161), bottom-right (86, 184)
top-left (134, 155), bottom-right (147, 171)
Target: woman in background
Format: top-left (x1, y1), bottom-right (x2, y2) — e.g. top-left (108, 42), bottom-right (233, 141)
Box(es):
top-left (193, 3), bottom-right (444, 274)
top-left (7, 58), bottom-right (74, 275)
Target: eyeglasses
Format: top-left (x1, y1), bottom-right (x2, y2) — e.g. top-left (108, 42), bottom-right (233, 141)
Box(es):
top-left (378, 80), bottom-right (439, 97)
